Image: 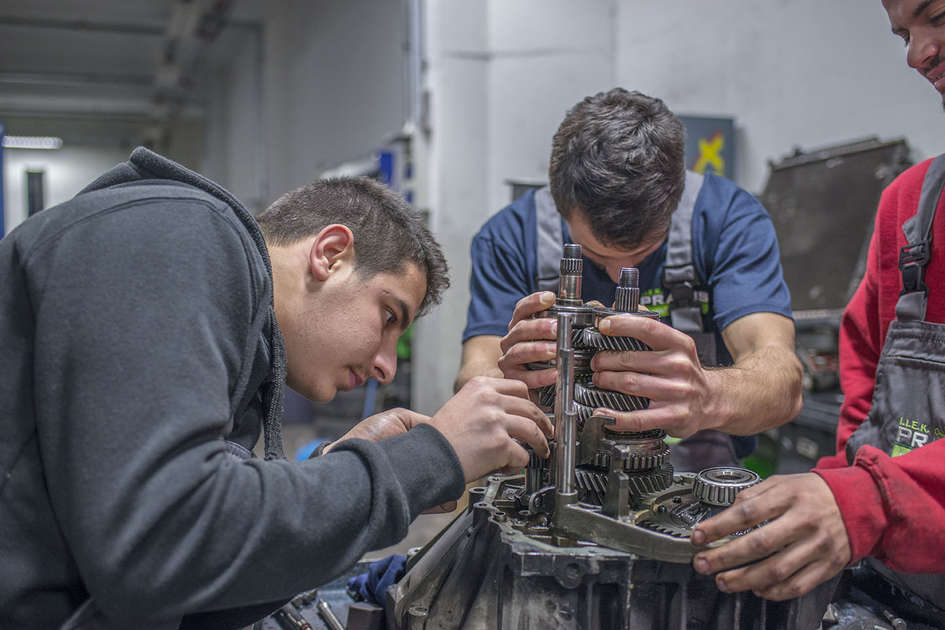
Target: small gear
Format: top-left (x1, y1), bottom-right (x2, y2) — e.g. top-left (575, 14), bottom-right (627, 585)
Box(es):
top-left (637, 518), bottom-right (692, 539)
top-left (574, 382), bottom-right (649, 412)
top-left (603, 427), bottom-right (667, 441)
top-left (574, 467), bottom-right (608, 504)
top-left (575, 328), bottom-right (651, 352)
top-left (536, 385), bottom-right (555, 410)
top-left (625, 466), bottom-right (674, 496)
top-left (692, 467), bottom-right (760, 507)
top-left (590, 439), bottom-right (669, 472)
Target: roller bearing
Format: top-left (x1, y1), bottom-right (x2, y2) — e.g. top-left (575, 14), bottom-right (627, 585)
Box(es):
top-left (691, 466), bottom-right (761, 507)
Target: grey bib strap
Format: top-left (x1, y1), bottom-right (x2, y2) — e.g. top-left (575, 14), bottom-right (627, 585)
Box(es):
top-left (663, 171), bottom-right (706, 333)
top-left (895, 154), bottom-right (945, 321)
top-left (535, 186), bottom-right (564, 293)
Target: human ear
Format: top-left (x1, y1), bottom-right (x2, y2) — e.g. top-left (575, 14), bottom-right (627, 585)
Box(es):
top-left (309, 224), bottom-right (355, 281)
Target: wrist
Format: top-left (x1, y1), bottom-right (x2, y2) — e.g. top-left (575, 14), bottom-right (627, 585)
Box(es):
top-left (309, 439), bottom-right (334, 458)
top-left (699, 368), bottom-right (730, 430)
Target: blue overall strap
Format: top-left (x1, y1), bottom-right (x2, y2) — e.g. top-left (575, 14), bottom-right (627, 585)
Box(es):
top-left (895, 153), bottom-right (945, 322)
top-left (662, 171), bottom-right (706, 332)
top-left (535, 186), bottom-right (564, 294)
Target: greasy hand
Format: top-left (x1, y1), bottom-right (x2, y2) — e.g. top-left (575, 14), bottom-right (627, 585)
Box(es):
top-left (498, 291), bottom-right (558, 390)
top-left (326, 407), bottom-right (428, 452)
top-left (591, 314), bottom-right (711, 437)
top-left (691, 473), bottom-right (851, 601)
top-left (429, 376), bottom-right (553, 483)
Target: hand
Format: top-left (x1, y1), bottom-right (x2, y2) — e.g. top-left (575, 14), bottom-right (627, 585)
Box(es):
top-left (429, 376), bottom-right (553, 483)
top-left (498, 291), bottom-right (558, 390)
top-left (690, 473), bottom-right (851, 601)
top-left (325, 407), bottom-right (428, 453)
top-left (590, 314), bottom-right (712, 437)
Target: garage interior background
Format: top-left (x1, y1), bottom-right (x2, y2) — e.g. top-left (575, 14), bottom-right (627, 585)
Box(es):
top-left (4, 0), bottom-right (945, 470)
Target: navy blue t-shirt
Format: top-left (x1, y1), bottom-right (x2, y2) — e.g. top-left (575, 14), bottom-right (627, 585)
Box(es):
top-left (463, 173), bottom-right (792, 457)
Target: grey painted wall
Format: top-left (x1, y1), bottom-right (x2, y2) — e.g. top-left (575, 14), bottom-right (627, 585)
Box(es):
top-left (3, 145), bottom-right (129, 233)
top-left (615, 0), bottom-right (945, 194)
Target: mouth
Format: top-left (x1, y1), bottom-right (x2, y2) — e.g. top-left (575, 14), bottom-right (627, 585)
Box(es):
top-left (926, 61), bottom-right (945, 92)
top-left (345, 369), bottom-right (365, 391)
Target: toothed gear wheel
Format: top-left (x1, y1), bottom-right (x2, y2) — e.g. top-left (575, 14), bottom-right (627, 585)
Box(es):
top-left (590, 440), bottom-right (669, 472)
top-left (625, 466), bottom-right (674, 496)
top-left (575, 465), bottom-right (674, 503)
top-left (536, 385), bottom-right (555, 409)
top-left (574, 467), bottom-right (608, 504)
top-left (575, 327), bottom-right (651, 352)
top-left (692, 467), bottom-right (761, 507)
top-left (605, 428), bottom-right (667, 440)
top-left (637, 519), bottom-right (692, 539)
top-left (574, 382), bottom-right (649, 411)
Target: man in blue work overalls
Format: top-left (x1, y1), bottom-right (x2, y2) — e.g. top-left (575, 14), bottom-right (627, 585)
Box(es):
top-left (457, 88), bottom-right (802, 472)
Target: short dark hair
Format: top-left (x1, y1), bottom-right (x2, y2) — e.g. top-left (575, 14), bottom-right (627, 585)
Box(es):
top-left (258, 177), bottom-right (449, 316)
top-left (549, 88), bottom-right (686, 250)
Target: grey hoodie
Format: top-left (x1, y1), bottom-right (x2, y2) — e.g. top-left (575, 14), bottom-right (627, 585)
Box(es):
top-left (0, 148), bottom-right (464, 629)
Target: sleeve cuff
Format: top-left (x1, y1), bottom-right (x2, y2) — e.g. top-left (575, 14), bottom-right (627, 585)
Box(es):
top-left (813, 464), bottom-right (887, 564)
top-left (376, 423), bottom-right (466, 520)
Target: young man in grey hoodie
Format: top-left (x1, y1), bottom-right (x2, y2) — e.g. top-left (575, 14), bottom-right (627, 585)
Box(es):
top-left (0, 147), bottom-right (550, 629)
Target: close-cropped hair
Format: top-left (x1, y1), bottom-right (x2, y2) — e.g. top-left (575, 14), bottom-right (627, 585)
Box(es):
top-left (258, 177), bottom-right (449, 316)
top-left (549, 88), bottom-right (686, 251)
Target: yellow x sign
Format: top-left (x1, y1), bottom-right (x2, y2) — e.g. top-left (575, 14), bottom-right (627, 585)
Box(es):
top-left (693, 131), bottom-right (725, 176)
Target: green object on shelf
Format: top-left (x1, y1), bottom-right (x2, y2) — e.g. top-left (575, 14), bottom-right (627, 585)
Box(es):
top-left (740, 432), bottom-right (779, 479)
top-left (397, 325), bottom-right (413, 360)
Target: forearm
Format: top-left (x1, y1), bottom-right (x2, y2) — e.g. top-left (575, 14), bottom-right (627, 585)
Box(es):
top-left (454, 359), bottom-right (503, 392)
top-left (454, 336), bottom-right (504, 392)
top-left (705, 343), bottom-right (803, 435)
top-left (815, 442), bottom-right (945, 572)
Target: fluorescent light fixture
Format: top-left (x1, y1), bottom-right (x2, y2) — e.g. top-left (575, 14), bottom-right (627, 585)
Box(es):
top-left (2, 136), bottom-right (64, 150)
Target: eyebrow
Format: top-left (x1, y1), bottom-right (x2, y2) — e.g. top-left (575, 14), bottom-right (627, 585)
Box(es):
top-left (394, 297), bottom-right (411, 332)
top-left (915, 0), bottom-right (935, 18)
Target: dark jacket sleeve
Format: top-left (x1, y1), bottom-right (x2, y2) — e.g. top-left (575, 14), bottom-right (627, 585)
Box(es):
top-left (27, 198), bottom-right (464, 626)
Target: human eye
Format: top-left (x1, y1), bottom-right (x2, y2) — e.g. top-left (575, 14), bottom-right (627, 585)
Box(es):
top-left (932, 11), bottom-right (945, 26)
top-left (384, 308), bottom-right (397, 327)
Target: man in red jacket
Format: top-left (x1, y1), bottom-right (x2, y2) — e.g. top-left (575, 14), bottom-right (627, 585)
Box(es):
top-left (688, 0), bottom-right (945, 609)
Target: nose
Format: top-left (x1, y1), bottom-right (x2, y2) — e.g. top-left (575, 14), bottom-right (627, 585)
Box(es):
top-left (371, 339), bottom-right (397, 384)
top-left (907, 31), bottom-right (941, 72)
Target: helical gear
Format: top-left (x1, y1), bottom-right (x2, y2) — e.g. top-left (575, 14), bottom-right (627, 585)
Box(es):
top-left (591, 440), bottom-right (670, 472)
top-left (575, 327), bottom-right (651, 352)
top-left (574, 467), bottom-right (608, 505)
top-left (575, 382), bottom-right (649, 411)
top-left (637, 518), bottom-right (692, 539)
top-left (691, 467), bottom-right (761, 507)
top-left (574, 465), bottom-right (674, 504)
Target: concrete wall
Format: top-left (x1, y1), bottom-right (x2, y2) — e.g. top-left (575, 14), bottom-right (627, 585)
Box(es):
top-left (202, 27), bottom-right (266, 212)
top-left (2, 145), bottom-right (129, 234)
top-left (615, 0), bottom-right (945, 193)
